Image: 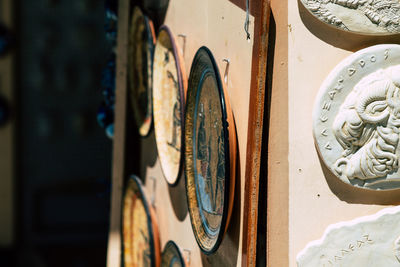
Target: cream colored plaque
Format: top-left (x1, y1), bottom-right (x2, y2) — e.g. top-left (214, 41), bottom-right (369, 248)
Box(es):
top-left (300, 0), bottom-right (400, 34)
top-left (313, 44), bottom-right (400, 190)
top-left (297, 206), bottom-right (400, 266)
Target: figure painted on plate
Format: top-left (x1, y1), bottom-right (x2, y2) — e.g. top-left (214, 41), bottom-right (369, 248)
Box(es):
top-left (167, 69), bottom-right (181, 151)
top-left (196, 101), bottom-right (224, 215)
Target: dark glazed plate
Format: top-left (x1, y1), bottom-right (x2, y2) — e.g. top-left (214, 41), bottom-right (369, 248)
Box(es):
top-left (122, 175), bottom-right (161, 267)
top-left (161, 241), bottom-right (187, 267)
top-left (128, 7), bottom-right (156, 137)
top-left (152, 25), bottom-right (187, 185)
top-left (184, 47), bottom-right (237, 254)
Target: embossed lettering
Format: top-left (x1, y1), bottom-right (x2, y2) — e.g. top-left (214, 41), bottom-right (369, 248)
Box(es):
top-left (370, 55), bottom-right (376, 62)
top-left (320, 115), bottom-right (328, 122)
top-left (325, 142), bottom-right (332, 150)
top-left (348, 68), bottom-right (356, 76)
top-left (322, 101), bottom-right (331, 111)
top-left (321, 129), bottom-right (328, 136)
top-left (385, 50), bottom-right (389, 60)
top-left (359, 60), bottom-right (365, 67)
top-left (328, 90), bottom-right (337, 100)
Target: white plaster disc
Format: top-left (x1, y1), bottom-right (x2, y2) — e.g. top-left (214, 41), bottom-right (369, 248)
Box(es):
top-left (300, 0), bottom-right (400, 34)
top-left (297, 206), bottom-right (400, 266)
top-left (313, 44), bottom-right (400, 190)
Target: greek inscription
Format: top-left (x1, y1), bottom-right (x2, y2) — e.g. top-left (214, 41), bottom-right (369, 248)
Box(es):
top-left (322, 101), bottom-right (331, 111)
top-left (359, 59), bottom-right (365, 67)
top-left (328, 91), bottom-right (337, 100)
top-left (320, 115), bottom-right (328, 122)
top-left (321, 129), bottom-right (328, 136)
top-left (325, 142), bottom-right (332, 150)
top-left (338, 77), bottom-right (344, 83)
top-left (321, 234), bottom-right (373, 264)
top-left (385, 50), bottom-right (389, 60)
top-left (370, 55), bottom-right (376, 62)
top-left (348, 68), bottom-right (356, 76)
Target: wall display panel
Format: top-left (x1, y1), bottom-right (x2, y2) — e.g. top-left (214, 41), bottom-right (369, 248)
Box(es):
top-left (153, 25), bottom-right (187, 185)
top-left (128, 7), bottom-right (156, 137)
top-left (184, 47), bottom-right (237, 254)
top-left (107, 0), bottom-right (273, 266)
top-left (267, 0), bottom-right (400, 266)
top-left (313, 44), bottom-right (400, 190)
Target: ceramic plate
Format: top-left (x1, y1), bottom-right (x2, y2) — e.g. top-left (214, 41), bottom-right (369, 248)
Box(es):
top-left (161, 241), bottom-right (187, 267)
top-left (128, 7), bottom-right (156, 136)
top-left (152, 26), bottom-right (187, 185)
top-left (184, 47), bottom-right (237, 254)
top-left (123, 175), bottom-right (161, 267)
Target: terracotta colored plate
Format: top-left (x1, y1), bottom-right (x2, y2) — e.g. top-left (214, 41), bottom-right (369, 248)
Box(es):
top-left (152, 26), bottom-right (187, 185)
top-left (122, 175), bottom-right (161, 267)
top-left (161, 241), bottom-right (187, 267)
top-left (184, 47), bottom-right (237, 254)
top-left (128, 7), bottom-right (156, 137)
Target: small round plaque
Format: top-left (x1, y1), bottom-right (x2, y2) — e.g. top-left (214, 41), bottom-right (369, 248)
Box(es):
top-left (184, 47), bottom-right (237, 254)
top-left (152, 26), bottom-right (187, 185)
top-left (123, 175), bottom-right (161, 267)
top-left (161, 241), bottom-right (187, 267)
top-left (313, 44), bottom-right (400, 190)
top-left (128, 7), bottom-right (156, 136)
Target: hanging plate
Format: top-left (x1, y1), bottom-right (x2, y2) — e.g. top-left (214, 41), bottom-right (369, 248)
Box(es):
top-left (128, 7), bottom-right (156, 137)
top-left (152, 26), bottom-right (187, 185)
top-left (184, 47), bottom-right (237, 254)
top-left (161, 241), bottom-right (187, 267)
top-left (122, 175), bottom-right (161, 267)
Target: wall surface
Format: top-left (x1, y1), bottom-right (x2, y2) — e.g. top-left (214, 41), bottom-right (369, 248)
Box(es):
top-left (140, 0), bottom-right (254, 266)
top-left (108, 0), bottom-right (257, 266)
top-left (268, 0), bottom-right (400, 266)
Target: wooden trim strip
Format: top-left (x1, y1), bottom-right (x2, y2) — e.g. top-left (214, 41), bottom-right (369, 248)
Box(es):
top-left (106, 0), bottom-right (130, 266)
top-left (242, 0), bottom-right (271, 266)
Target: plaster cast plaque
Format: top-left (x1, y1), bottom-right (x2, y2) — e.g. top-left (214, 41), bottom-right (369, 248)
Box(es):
top-left (297, 206), bottom-right (400, 266)
top-left (300, 0), bottom-right (400, 34)
top-left (313, 44), bottom-right (400, 190)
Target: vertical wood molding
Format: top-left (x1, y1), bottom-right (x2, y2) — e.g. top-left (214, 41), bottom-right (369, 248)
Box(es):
top-left (242, 0), bottom-right (271, 266)
top-left (106, 0), bottom-right (130, 266)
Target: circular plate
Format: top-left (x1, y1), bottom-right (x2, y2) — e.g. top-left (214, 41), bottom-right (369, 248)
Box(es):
top-left (128, 7), bottom-right (156, 137)
top-left (299, 0), bottom-right (400, 35)
top-left (161, 241), bottom-right (187, 267)
top-left (123, 175), bottom-right (161, 267)
top-left (153, 26), bottom-right (187, 185)
top-left (184, 47), bottom-right (237, 254)
top-left (313, 44), bottom-right (400, 190)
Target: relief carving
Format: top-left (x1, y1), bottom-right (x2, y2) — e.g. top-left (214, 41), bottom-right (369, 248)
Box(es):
top-left (313, 44), bottom-right (400, 190)
top-left (333, 66), bottom-right (400, 181)
top-left (301, 0), bottom-right (400, 33)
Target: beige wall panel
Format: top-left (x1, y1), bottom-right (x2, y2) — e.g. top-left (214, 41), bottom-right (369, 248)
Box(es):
top-left (271, 0), bottom-right (400, 266)
top-left (140, 1), bottom-right (255, 266)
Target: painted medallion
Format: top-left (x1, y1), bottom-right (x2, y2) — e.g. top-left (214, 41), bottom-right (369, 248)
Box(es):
top-left (313, 44), bottom-right (400, 190)
top-left (185, 47), bottom-right (237, 254)
top-left (128, 7), bottom-right (156, 136)
top-left (300, 0), bottom-right (400, 34)
top-left (161, 241), bottom-right (186, 267)
top-left (152, 26), bottom-right (187, 185)
top-left (123, 175), bottom-right (161, 267)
